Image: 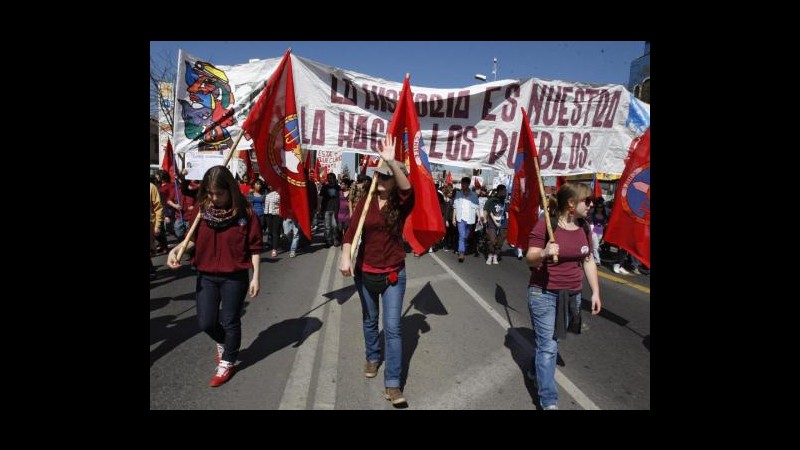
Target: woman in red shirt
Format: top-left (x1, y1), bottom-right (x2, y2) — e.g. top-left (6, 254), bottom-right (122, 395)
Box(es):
top-left (167, 165), bottom-right (262, 387)
top-left (339, 134), bottom-right (414, 407)
top-left (525, 182), bottom-right (602, 410)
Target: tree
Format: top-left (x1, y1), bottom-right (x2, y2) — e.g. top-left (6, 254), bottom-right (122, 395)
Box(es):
top-left (150, 50), bottom-right (176, 130)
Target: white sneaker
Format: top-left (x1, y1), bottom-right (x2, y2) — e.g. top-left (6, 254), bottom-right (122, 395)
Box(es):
top-left (616, 266), bottom-right (630, 275)
top-left (486, 256), bottom-right (493, 265)
top-left (492, 255), bottom-right (499, 264)
top-left (613, 264), bottom-right (622, 274)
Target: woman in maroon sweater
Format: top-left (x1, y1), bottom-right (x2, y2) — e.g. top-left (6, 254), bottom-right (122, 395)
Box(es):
top-left (339, 134), bottom-right (414, 407)
top-left (167, 165), bottom-right (262, 387)
top-left (525, 182), bottom-right (602, 409)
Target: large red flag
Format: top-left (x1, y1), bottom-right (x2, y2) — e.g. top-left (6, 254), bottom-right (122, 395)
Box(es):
top-left (241, 50), bottom-right (312, 240)
top-left (507, 107), bottom-right (542, 250)
top-left (604, 128), bottom-right (650, 267)
top-left (386, 76), bottom-right (445, 254)
top-left (161, 139), bottom-right (176, 178)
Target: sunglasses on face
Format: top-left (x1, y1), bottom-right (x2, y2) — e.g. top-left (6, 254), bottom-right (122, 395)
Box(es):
top-left (583, 198), bottom-right (594, 206)
top-left (377, 173), bottom-right (393, 181)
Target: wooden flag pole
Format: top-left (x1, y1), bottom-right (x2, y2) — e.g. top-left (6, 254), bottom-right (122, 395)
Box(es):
top-left (349, 158), bottom-right (384, 261)
top-left (532, 156), bottom-right (558, 263)
top-left (175, 132), bottom-right (246, 262)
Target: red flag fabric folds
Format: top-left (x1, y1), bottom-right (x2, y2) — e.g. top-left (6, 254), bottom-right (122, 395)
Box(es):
top-left (556, 176), bottom-right (566, 191)
top-left (386, 76), bottom-right (445, 254)
top-left (445, 171), bottom-right (453, 185)
top-left (161, 139), bottom-right (176, 178)
top-left (241, 50), bottom-right (312, 240)
top-left (240, 148), bottom-right (255, 182)
top-left (604, 128), bottom-right (650, 268)
top-left (507, 108), bottom-right (542, 250)
top-left (593, 175), bottom-right (602, 199)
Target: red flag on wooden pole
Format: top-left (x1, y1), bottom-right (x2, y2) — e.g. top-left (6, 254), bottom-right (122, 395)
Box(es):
top-left (385, 75), bottom-right (445, 254)
top-left (241, 49), bottom-right (312, 240)
top-left (507, 108), bottom-right (542, 250)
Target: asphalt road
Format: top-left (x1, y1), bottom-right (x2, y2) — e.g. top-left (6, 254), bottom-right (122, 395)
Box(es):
top-left (150, 232), bottom-right (650, 410)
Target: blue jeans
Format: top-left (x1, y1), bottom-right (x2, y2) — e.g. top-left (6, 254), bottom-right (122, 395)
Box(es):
top-left (354, 268), bottom-right (406, 388)
top-left (282, 218), bottom-right (300, 253)
top-left (195, 270), bottom-right (249, 363)
top-left (324, 211), bottom-right (338, 245)
top-left (527, 285), bottom-right (582, 409)
top-left (457, 220), bottom-right (471, 254)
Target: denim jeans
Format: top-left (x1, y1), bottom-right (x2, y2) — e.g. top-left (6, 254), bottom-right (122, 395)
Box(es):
top-left (457, 220), bottom-right (471, 254)
top-left (528, 285), bottom-right (582, 409)
top-left (592, 231), bottom-right (602, 264)
top-left (324, 211), bottom-right (338, 245)
top-left (195, 270), bottom-right (249, 363)
top-left (354, 268), bottom-right (406, 388)
top-left (282, 218), bottom-right (300, 253)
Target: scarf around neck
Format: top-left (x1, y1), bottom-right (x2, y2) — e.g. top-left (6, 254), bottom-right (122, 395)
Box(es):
top-left (203, 205), bottom-right (237, 229)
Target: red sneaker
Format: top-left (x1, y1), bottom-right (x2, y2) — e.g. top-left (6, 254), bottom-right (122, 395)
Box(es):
top-left (209, 362), bottom-right (235, 387)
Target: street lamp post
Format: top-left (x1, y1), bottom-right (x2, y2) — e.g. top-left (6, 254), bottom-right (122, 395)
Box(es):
top-left (474, 57), bottom-right (498, 82)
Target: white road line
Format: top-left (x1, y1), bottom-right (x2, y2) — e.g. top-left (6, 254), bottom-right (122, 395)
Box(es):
top-left (278, 247), bottom-right (337, 410)
top-left (429, 252), bottom-right (600, 410)
top-left (419, 347), bottom-right (519, 409)
top-left (312, 265), bottom-right (347, 410)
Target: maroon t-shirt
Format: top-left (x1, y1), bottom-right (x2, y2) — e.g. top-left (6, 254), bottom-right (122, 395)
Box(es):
top-left (528, 219), bottom-right (593, 291)
top-left (343, 187), bottom-right (414, 271)
top-left (190, 209), bottom-right (262, 273)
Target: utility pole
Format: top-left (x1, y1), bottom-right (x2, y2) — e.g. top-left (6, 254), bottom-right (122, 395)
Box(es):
top-left (492, 57), bottom-right (498, 81)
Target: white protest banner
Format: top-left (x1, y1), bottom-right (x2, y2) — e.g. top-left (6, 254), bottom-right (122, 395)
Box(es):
top-left (171, 50), bottom-right (649, 178)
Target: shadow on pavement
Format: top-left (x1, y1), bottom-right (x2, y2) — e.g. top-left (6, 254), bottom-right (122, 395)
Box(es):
top-left (323, 284), bottom-right (358, 305)
top-left (236, 317), bottom-right (323, 372)
top-left (504, 327), bottom-right (541, 408)
top-left (400, 313), bottom-right (430, 388)
top-left (409, 282), bottom-right (448, 316)
top-left (150, 313), bottom-right (201, 367)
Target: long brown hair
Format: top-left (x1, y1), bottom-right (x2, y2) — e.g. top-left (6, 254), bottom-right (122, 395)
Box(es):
top-left (197, 165), bottom-right (253, 218)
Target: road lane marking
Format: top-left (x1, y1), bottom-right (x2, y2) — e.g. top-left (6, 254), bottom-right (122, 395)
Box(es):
top-left (312, 265), bottom-right (347, 410)
top-left (278, 247), bottom-right (337, 410)
top-left (419, 347), bottom-right (518, 409)
top-left (430, 252), bottom-right (600, 410)
top-left (598, 271), bottom-right (650, 294)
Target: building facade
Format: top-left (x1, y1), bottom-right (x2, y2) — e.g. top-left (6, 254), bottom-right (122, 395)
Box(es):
top-left (628, 41), bottom-right (650, 104)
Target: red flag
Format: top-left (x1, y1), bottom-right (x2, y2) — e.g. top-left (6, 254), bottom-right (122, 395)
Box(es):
top-left (241, 50), bottom-right (312, 240)
top-left (445, 171), bottom-right (453, 185)
top-left (507, 108), bottom-right (542, 250)
top-left (473, 177), bottom-right (482, 189)
top-left (594, 174), bottom-right (602, 199)
top-left (161, 139), bottom-right (176, 178)
top-left (556, 176), bottom-right (566, 191)
top-left (385, 76), bottom-right (445, 254)
top-left (239, 148), bottom-right (255, 182)
top-left (604, 128), bottom-right (650, 268)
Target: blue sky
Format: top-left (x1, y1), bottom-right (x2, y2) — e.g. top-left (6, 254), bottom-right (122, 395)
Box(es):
top-left (150, 41), bottom-right (646, 88)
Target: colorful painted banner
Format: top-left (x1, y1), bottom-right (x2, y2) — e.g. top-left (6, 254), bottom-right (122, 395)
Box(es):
top-left (172, 50), bottom-right (650, 178)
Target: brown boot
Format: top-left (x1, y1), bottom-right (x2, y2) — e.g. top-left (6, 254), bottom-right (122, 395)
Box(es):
top-left (384, 387), bottom-right (407, 406)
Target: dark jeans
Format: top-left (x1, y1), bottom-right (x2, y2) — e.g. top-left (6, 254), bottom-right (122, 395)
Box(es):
top-left (195, 270), bottom-right (249, 363)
